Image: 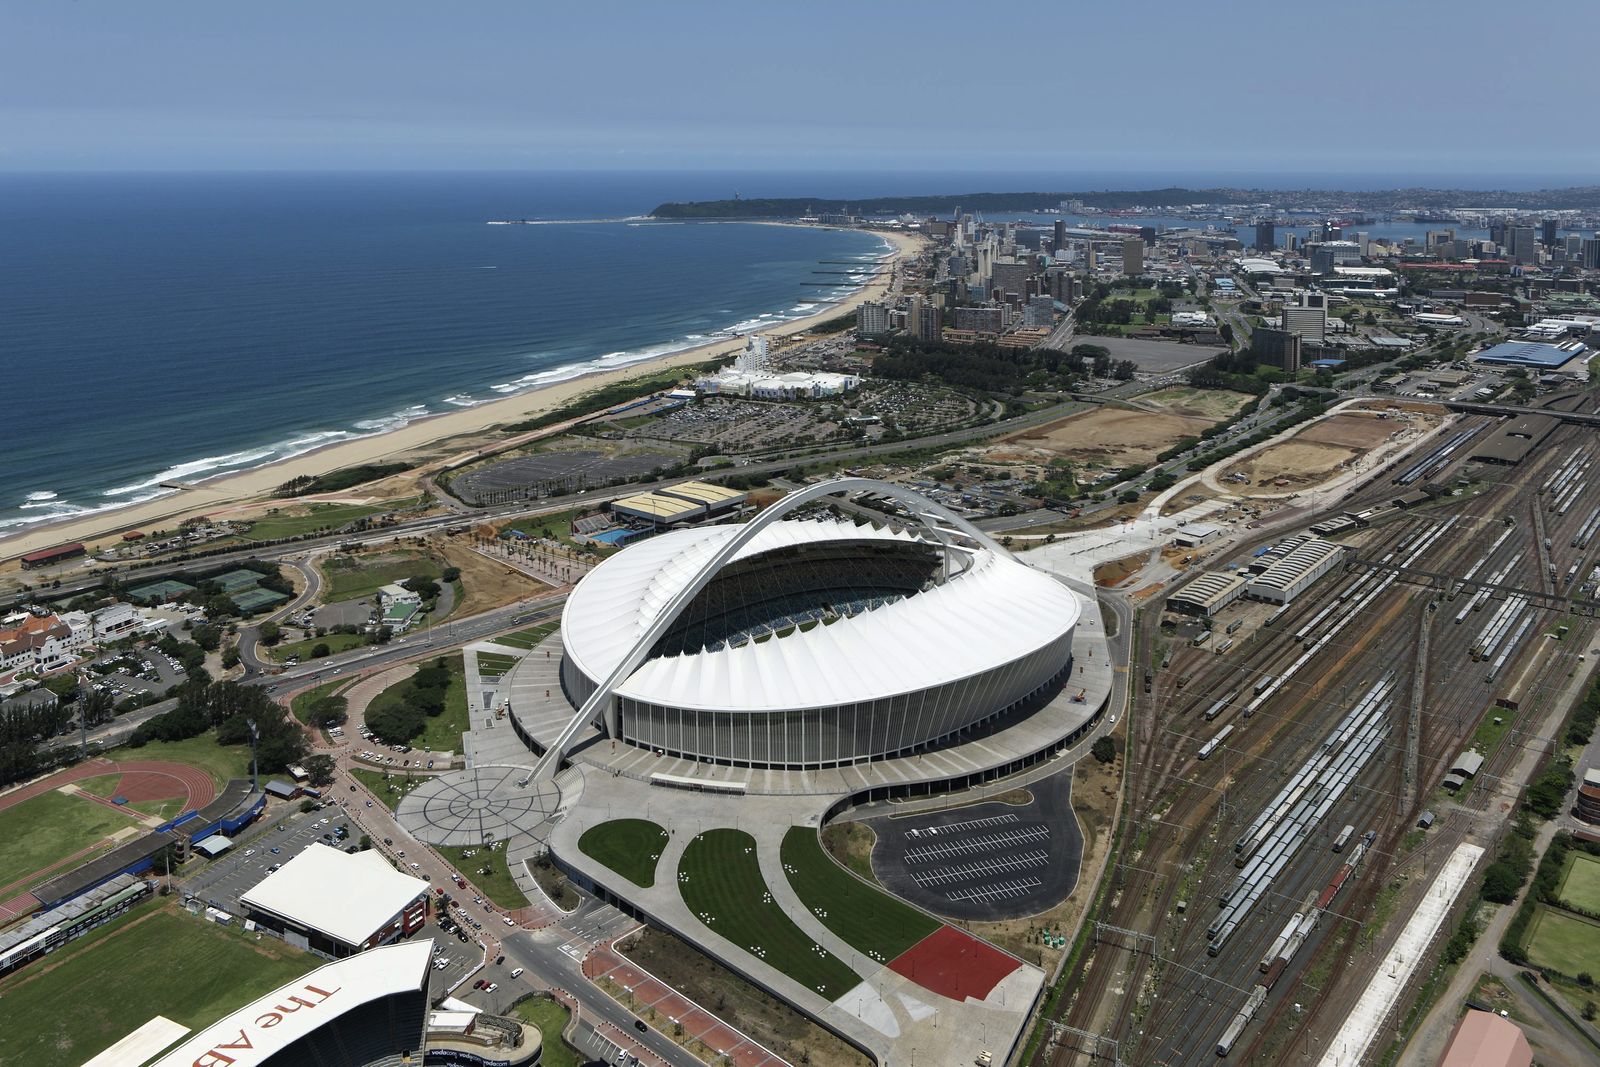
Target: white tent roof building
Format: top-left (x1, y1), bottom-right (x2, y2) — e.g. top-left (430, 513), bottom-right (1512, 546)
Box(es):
top-left (241, 844), bottom-right (429, 954)
top-left (558, 508), bottom-right (1081, 769)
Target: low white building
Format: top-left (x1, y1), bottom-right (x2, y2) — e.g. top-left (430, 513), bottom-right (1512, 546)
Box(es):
top-left (91, 602), bottom-right (144, 640)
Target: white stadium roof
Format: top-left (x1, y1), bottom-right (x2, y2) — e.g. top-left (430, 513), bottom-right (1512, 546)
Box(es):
top-left (240, 843), bottom-right (427, 946)
top-left (562, 517), bottom-right (1082, 712)
top-left (148, 940), bottom-right (432, 1067)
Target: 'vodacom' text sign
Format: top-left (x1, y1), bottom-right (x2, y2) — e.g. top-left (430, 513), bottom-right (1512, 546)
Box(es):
top-left (190, 984), bottom-right (341, 1067)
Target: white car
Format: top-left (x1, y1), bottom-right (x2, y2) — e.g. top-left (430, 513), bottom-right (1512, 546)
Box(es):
top-left (243, 849), bottom-right (256, 857)
top-left (410, 862), bottom-right (421, 870)
top-left (503, 917), bottom-right (515, 927)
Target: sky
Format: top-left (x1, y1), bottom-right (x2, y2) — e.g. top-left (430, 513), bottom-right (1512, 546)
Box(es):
top-left (3, 0), bottom-right (1596, 184)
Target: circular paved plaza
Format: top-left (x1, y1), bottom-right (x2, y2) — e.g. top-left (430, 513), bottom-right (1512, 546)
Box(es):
top-left (395, 765), bottom-right (561, 847)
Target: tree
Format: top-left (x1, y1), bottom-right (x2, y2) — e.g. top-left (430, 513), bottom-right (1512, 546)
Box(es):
top-left (440, 566), bottom-right (461, 583)
top-left (310, 642), bottom-right (332, 659)
top-left (221, 646), bottom-right (241, 669)
top-left (192, 623), bottom-right (222, 652)
top-left (43, 673), bottom-right (80, 700)
top-left (1091, 736), bottom-right (1117, 764)
top-left (303, 754), bottom-right (336, 787)
top-left (307, 695), bottom-right (348, 728)
top-left (403, 576), bottom-right (441, 600)
top-left (259, 621), bottom-right (281, 646)
top-left (300, 798), bottom-right (319, 813)
top-left (1481, 862), bottom-right (1525, 903)
top-left (366, 700), bottom-right (425, 744)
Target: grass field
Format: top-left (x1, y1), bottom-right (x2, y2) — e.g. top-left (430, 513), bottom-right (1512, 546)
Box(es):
top-left (579, 819), bottom-right (668, 888)
top-left (475, 651), bottom-right (520, 677)
top-left (363, 654), bottom-right (470, 753)
top-left (513, 997), bottom-right (581, 1067)
top-left (109, 731), bottom-right (255, 786)
top-left (1524, 905), bottom-right (1600, 979)
top-left (0, 902), bottom-right (316, 1066)
top-left (781, 827), bottom-right (937, 964)
top-left (0, 790), bottom-right (139, 892)
top-left (241, 502), bottom-right (389, 542)
top-left (495, 623), bottom-right (556, 650)
top-left (271, 630), bottom-right (368, 663)
top-left (678, 829), bottom-right (859, 999)
top-left (321, 551), bottom-right (442, 602)
top-left (288, 677), bottom-right (350, 724)
top-left (1556, 851), bottom-right (1600, 915)
top-left (77, 774), bottom-right (122, 799)
top-left (351, 766), bottom-right (426, 810)
top-left (437, 843), bottom-right (530, 910)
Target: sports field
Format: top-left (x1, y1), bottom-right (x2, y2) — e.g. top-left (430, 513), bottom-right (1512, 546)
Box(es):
top-left (579, 819), bottom-right (669, 888)
top-left (780, 827), bottom-right (937, 964)
top-left (0, 903), bottom-right (316, 1066)
top-left (1556, 851), bottom-right (1600, 914)
top-left (679, 829), bottom-right (859, 1000)
top-left (108, 732), bottom-right (254, 786)
top-left (1525, 905), bottom-right (1600, 979)
top-left (0, 790), bottom-right (139, 894)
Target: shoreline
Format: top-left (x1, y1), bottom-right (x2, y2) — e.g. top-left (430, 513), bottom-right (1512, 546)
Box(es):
top-left (2, 225), bottom-right (924, 563)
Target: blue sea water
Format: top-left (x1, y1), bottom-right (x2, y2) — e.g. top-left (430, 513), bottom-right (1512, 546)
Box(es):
top-left (0, 172), bottom-right (889, 535)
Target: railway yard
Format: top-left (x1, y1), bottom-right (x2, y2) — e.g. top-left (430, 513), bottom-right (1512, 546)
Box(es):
top-left (1036, 406), bottom-right (1600, 1067)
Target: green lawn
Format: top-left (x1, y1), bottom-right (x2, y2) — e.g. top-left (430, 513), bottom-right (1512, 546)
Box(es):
top-left (438, 843), bottom-right (530, 910)
top-left (350, 766), bottom-right (427, 811)
top-left (1556, 851), bottom-right (1600, 915)
top-left (109, 731), bottom-right (255, 786)
top-left (289, 677), bottom-right (351, 724)
top-left (77, 774), bottom-right (122, 799)
top-left (579, 819), bottom-right (669, 888)
top-left (365, 653), bottom-right (471, 753)
top-left (495, 623), bottom-right (556, 650)
top-left (500, 508), bottom-right (617, 556)
top-left (1471, 705), bottom-right (1515, 755)
top-left (241, 502), bottom-right (390, 541)
top-left (0, 903), bottom-right (316, 1067)
top-left (476, 651), bottom-right (520, 677)
top-left (512, 997), bottom-right (581, 1067)
top-left (780, 827), bottom-right (938, 965)
top-left (678, 829), bottom-right (859, 999)
top-left (321, 551), bottom-right (443, 602)
top-left (0, 789), bottom-right (140, 892)
top-left (1525, 905), bottom-right (1600, 979)
top-left (270, 630), bottom-right (369, 663)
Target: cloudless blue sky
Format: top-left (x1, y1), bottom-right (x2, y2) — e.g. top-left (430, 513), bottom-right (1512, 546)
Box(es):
top-left (4, 0), bottom-right (1594, 184)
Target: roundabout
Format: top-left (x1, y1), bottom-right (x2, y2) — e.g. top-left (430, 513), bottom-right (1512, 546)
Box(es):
top-left (394, 765), bottom-right (560, 847)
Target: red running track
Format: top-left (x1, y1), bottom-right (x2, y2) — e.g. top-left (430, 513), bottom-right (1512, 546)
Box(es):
top-left (888, 925), bottom-right (1021, 1002)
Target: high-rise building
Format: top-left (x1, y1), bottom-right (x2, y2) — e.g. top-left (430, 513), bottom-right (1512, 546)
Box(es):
top-left (1508, 226), bottom-right (1538, 264)
top-left (1053, 219), bottom-right (1067, 251)
top-left (1282, 294), bottom-right (1327, 342)
top-left (736, 334), bottom-right (770, 374)
top-left (1254, 220), bottom-right (1276, 251)
top-left (1252, 327), bottom-right (1302, 373)
top-left (953, 306), bottom-right (1004, 335)
top-left (915, 303), bottom-right (942, 341)
top-left (1122, 238), bottom-right (1144, 277)
top-left (991, 261), bottom-right (1031, 301)
top-left (1582, 238), bottom-right (1600, 270)
top-left (1541, 218), bottom-right (1559, 247)
top-left (1024, 295), bottom-right (1055, 328)
top-left (857, 300), bottom-right (891, 338)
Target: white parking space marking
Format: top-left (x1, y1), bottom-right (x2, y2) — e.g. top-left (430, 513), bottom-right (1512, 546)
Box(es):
top-left (904, 812), bottom-right (1018, 839)
top-left (909, 850), bottom-right (1049, 887)
top-left (902, 824), bottom-right (1049, 864)
top-left (945, 876), bottom-right (1043, 903)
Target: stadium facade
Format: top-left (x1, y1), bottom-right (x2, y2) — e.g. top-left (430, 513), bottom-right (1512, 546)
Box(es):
top-left (551, 479), bottom-right (1081, 769)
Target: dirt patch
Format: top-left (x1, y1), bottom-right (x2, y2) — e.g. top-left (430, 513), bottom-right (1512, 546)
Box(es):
top-left (1094, 556), bottom-right (1144, 588)
top-left (1223, 440), bottom-right (1357, 490)
top-left (1139, 388), bottom-right (1255, 421)
top-left (433, 539), bottom-right (548, 615)
top-left (619, 927), bottom-right (869, 1067)
top-left (821, 822), bottom-right (879, 884)
top-left (1295, 412), bottom-right (1407, 450)
top-left (1000, 407), bottom-right (1214, 470)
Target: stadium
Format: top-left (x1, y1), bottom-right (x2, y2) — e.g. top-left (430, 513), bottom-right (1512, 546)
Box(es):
top-left (531, 478), bottom-right (1082, 771)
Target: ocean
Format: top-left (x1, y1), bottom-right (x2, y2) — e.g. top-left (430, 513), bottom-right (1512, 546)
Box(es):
top-left (0, 172), bottom-right (890, 535)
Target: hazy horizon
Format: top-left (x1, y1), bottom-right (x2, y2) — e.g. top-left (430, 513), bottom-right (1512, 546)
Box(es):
top-left (6, 0), bottom-right (1596, 178)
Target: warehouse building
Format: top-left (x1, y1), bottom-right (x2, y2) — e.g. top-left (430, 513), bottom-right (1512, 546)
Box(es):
top-left (611, 480), bottom-right (748, 529)
top-left (1166, 573), bottom-right (1248, 618)
top-left (241, 844), bottom-right (429, 957)
top-left (1246, 538), bottom-right (1344, 605)
top-left (1172, 522), bottom-right (1223, 548)
top-left (1435, 1009), bottom-right (1531, 1067)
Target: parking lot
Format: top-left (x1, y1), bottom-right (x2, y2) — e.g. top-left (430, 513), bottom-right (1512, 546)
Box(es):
top-left (182, 803), bottom-right (360, 910)
top-left (865, 767), bottom-right (1082, 921)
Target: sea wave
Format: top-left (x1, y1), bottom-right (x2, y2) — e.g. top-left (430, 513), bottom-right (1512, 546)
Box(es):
top-left (101, 447), bottom-right (280, 497)
top-left (24, 491), bottom-right (58, 502)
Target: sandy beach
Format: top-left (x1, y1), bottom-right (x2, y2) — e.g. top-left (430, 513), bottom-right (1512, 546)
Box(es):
top-left (2, 225), bottom-right (924, 564)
